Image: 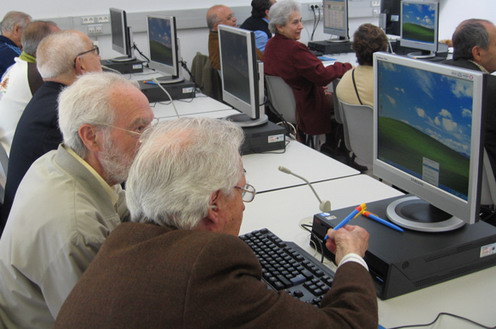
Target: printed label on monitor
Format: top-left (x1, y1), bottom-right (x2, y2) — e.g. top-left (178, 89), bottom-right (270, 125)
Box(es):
top-left (480, 243), bottom-right (496, 258)
top-left (268, 134), bottom-right (284, 143)
top-left (422, 157), bottom-right (439, 187)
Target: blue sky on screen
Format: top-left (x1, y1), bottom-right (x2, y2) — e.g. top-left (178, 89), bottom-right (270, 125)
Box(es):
top-left (403, 3), bottom-right (436, 29)
top-left (378, 61), bottom-right (474, 157)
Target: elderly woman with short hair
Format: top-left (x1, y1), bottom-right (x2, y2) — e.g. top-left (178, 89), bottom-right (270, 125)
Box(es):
top-left (263, 0), bottom-right (352, 140)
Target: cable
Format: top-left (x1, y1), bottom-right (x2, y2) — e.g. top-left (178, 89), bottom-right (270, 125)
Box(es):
top-left (151, 77), bottom-right (180, 118)
top-left (132, 43), bottom-right (150, 65)
top-left (389, 312), bottom-right (496, 329)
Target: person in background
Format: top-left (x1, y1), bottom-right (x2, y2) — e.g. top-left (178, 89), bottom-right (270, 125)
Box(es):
top-left (336, 23), bottom-right (388, 107)
top-left (0, 72), bottom-right (155, 329)
top-left (240, 0), bottom-right (276, 52)
top-left (0, 11), bottom-right (31, 78)
top-left (206, 5), bottom-right (238, 70)
top-left (263, 0), bottom-right (352, 145)
top-left (442, 19), bottom-right (496, 177)
top-left (0, 20), bottom-right (60, 154)
top-left (0, 30), bottom-right (102, 228)
top-left (54, 117), bottom-right (377, 329)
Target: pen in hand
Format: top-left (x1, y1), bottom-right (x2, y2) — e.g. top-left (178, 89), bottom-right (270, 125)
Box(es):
top-left (324, 203), bottom-right (366, 241)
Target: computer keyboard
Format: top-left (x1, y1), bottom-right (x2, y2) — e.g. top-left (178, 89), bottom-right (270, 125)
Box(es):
top-left (239, 228), bottom-right (335, 306)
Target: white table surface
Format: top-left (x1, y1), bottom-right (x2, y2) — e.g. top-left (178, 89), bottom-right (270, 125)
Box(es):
top-left (240, 174), bottom-right (496, 329)
top-left (242, 139), bottom-right (359, 193)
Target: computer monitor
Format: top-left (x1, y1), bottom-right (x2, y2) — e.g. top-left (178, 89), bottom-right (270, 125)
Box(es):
top-left (399, 0), bottom-right (439, 59)
top-left (109, 8), bottom-right (135, 61)
top-left (323, 0), bottom-right (349, 42)
top-left (146, 15), bottom-right (183, 84)
top-left (379, 0), bottom-right (401, 36)
top-left (218, 25), bottom-right (267, 127)
top-left (373, 52), bottom-right (487, 232)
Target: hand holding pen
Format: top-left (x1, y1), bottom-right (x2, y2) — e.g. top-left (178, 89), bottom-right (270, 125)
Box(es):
top-left (324, 203), bottom-right (366, 241)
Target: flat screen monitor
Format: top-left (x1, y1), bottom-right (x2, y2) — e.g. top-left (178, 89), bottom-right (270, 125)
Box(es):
top-left (380, 0), bottom-right (401, 36)
top-left (399, 0), bottom-right (439, 58)
top-left (146, 15), bottom-right (183, 84)
top-left (323, 0), bottom-right (349, 42)
top-left (218, 25), bottom-right (267, 127)
top-left (109, 8), bottom-right (135, 61)
top-left (373, 52), bottom-right (486, 232)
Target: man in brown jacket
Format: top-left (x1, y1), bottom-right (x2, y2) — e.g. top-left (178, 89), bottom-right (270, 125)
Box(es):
top-left (55, 117), bottom-right (378, 329)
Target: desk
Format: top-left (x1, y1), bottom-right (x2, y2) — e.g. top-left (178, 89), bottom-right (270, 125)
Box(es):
top-left (242, 139), bottom-right (359, 193)
top-left (151, 95), bottom-right (235, 119)
top-left (240, 174), bottom-right (496, 328)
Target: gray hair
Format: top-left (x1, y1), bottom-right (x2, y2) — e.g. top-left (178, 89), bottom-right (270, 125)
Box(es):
top-left (21, 21), bottom-right (58, 57)
top-left (36, 30), bottom-right (89, 79)
top-left (58, 72), bottom-right (140, 158)
top-left (452, 19), bottom-right (493, 60)
top-left (0, 11), bottom-right (31, 34)
top-left (126, 118), bottom-right (245, 229)
top-left (268, 0), bottom-right (301, 34)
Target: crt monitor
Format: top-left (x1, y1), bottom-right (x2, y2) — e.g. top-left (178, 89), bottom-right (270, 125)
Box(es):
top-left (323, 0), bottom-right (349, 42)
top-left (109, 8), bottom-right (135, 61)
top-left (399, 0), bottom-right (439, 58)
top-left (373, 52), bottom-right (487, 232)
top-left (379, 0), bottom-right (401, 36)
top-left (146, 15), bottom-right (183, 84)
top-left (218, 25), bottom-right (267, 127)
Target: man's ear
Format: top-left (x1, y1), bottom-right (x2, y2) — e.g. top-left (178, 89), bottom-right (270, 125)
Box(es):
top-left (78, 124), bottom-right (103, 153)
top-left (199, 191), bottom-right (225, 232)
top-left (471, 45), bottom-right (483, 62)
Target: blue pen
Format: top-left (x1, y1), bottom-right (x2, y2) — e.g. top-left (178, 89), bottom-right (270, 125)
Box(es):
top-left (362, 211), bottom-right (404, 232)
top-left (324, 203), bottom-right (366, 241)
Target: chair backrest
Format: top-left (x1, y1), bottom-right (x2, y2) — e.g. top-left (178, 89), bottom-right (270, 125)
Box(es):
top-left (339, 100), bottom-right (373, 169)
top-left (331, 78), bottom-right (344, 125)
top-left (191, 52), bottom-right (223, 101)
top-left (481, 149), bottom-right (496, 206)
top-left (265, 75), bottom-right (296, 124)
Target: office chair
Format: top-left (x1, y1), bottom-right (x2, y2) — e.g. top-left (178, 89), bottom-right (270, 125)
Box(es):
top-left (339, 100), bottom-right (373, 170)
top-left (481, 149), bottom-right (496, 207)
top-left (0, 143), bottom-right (8, 205)
top-left (331, 78), bottom-right (351, 152)
top-left (191, 52), bottom-right (223, 101)
top-left (265, 75), bottom-right (296, 124)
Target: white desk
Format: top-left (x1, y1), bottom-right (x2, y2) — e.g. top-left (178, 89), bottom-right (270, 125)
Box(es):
top-left (151, 95), bottom-right (234, 119)
top-left (242, 139), bottom-right (359, 193)
top-left (240, 174), bottom-right (496, 329)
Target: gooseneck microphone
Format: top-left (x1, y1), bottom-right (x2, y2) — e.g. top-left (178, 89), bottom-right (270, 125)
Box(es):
top-left (278, 166), bottom-right (331, 212)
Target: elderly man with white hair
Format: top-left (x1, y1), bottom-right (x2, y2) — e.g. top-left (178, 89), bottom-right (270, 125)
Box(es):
top-left (0, 30), bottom-right (102, 229)
top-left (55, 117), bottom-right (378, 329)
top-left (0, 72), bottom-right (154, 329)
top-left (0, 11), bottom-right (32, 77)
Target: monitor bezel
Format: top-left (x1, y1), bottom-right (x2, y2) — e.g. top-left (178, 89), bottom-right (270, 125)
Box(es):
top-left (218, 25), bottom-right (262, 121)
top-left (323, 0), bottom-right (350, 40)
top-left (399, 0), bottom-right (439, 54)
top-left (146, 15), bottom-right (181, 79)
top-left (109, 8), bottom-right (132, 58)
top-left (373, 52), bottom-right (485, 225)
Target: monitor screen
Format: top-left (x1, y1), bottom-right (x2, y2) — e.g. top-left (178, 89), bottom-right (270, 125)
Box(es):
top-left (146, 15), bottom-right (182, 83)
top-left (109, 8), bottom-right (134, 60)
top-left (380, 0), bottom-right (401, 36)
top-left (323, 0), bottom-right (349, 41)
top-left (400, 0), bottom-right (439, 57)
top-left (218, 25), bottom-right (267, 127)
top-left (373, 53), bottom-right (486, 232)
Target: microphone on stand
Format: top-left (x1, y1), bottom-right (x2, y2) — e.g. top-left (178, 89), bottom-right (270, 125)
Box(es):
top-left (278, 166), bottom-right (331, 212)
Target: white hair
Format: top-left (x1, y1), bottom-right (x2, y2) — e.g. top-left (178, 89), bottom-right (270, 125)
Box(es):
top-left (58, 72), bottom-right (140, 158)
top-left (0, 11), bottom-right (31, 34)
top-left (268, 0), bottom-right (301, 34)
top-left (36, 30), bottom-right (89, 79)
top-left (126, 118), bottom-right (245, 229)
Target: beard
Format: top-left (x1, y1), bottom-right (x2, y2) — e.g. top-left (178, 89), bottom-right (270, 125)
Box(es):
top-left (99, 134), bottom-right (135, 185)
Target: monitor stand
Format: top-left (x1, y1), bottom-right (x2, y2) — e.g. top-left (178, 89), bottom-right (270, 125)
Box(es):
top-left (111, 55), bottom-right (137, 62)
top-left (155, 75), bottom-right (184, 85)
top-left (226, 113), bottom-right (268, 128)
top-left (406, 50), bottom-right (436, 59)
top-left (386, 195), bottom-right (465, 232)
top-left (325, 36), bottom-right (350, 43)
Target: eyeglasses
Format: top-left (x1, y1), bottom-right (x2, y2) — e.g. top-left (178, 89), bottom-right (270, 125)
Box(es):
top-left (96, 117), bottom-right (159, 137)
top-left (74, 45), bottom-right (100, 65)
top-left (234, 183), bottom-right (256, 202)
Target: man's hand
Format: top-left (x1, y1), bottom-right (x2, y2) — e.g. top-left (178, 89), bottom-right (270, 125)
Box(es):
top-left (325, 225), bottom-right (369, 265)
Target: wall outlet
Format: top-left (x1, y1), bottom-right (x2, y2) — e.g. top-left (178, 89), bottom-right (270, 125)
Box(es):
top-left (307, 3), bottom-right (322, 11)
top-left (82, 16), bottom-right (95, 24)
top-left (87, 24), bottom-right (103, 34)
top-left (97, 15), bottom-right (109, 23)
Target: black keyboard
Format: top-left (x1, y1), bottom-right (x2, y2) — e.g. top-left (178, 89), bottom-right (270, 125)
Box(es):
top-left (239, 228), bottom-right (335, 306)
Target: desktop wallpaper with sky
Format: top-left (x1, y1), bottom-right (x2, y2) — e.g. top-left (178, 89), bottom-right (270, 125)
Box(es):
top-left (377, 60), bottom-right (475, 199)
top-left (148, 17), bottom-right (173, 66)
top-left (402, 2), bottom-right (436, 43)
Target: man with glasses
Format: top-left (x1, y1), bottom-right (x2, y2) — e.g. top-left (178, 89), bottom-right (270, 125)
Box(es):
top-left (55, 117), bottom-right (376, 329)
top-left (0, 72), bottom-right (154, 329)
top-left (0, 30), bottom-right (103, 228)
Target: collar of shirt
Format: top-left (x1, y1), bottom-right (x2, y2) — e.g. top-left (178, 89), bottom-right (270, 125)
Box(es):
top-left (469, 60), bottom-right (489, 73)
top-left (19, 51), bottom-right (36, 63)
top-left (63, 145), bottom-right (120, 206)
